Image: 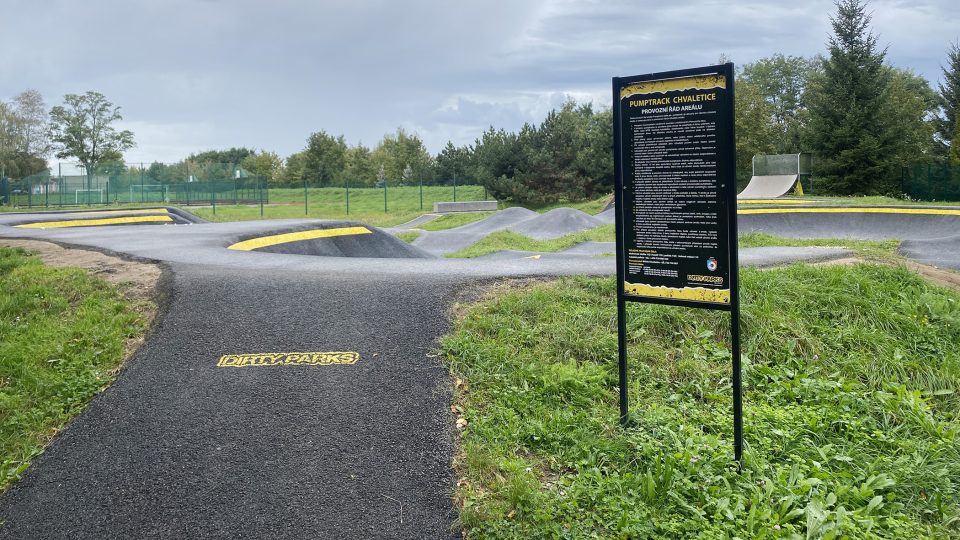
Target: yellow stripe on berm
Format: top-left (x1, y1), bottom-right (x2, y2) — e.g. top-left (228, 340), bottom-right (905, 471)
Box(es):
top-left (228, 226), bottom-right (372, 251)
top-left (738, 207), bottom-right (960, 216)
top-left (15, 215), bottom-right (174, 228)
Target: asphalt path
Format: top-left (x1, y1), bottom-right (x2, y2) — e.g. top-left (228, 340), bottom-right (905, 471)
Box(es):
top-left (0, 264), bottom-right (461, 539)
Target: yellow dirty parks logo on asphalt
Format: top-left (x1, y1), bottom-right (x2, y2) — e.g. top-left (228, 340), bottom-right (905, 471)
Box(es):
top-left (217, 351), bottom-right (359, 368)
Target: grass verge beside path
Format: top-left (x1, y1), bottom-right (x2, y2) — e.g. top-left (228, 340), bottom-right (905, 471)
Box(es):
top-left (443, 266), bottom-right (960, 538)
top-left (446, 228), bottom-right (901, 260)
top-left (419, 212), bottom-right (495, 232)
top-left (0, 248), bottom-right (151, 493)
top-left (739, 232), bottom-right (901, 260)
top-left (395, 231), bottom-right (420, 244)
top-left (446, 225), bottom-right (616, 258)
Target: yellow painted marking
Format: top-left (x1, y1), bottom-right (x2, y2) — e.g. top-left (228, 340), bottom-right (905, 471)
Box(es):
top-left (624, 282), bottom-right (730, 304)
top-left (217, 351), bottom-right (359, 368)
top-left (738, 207), bottom-right (960, 216)
top-left (15, 215), bottom-right (174, 228)
top-left (228, 226), bottom-right (372, 251)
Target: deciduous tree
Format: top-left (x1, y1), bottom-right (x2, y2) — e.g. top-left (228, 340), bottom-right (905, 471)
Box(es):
top-left (741, 54), bottom-right (820, 152)
top-left (48, 91), bottom-right (135, 188)
top-left (370, 128), bottom-right (433, 184)
top-left (302, 131), bottom-right (347, 187)
top-left (734, 78), bottom-right (778, 186)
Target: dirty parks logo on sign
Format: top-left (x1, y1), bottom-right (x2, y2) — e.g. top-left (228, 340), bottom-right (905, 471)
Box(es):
top-left (217, 351), bottom-right (359, 368)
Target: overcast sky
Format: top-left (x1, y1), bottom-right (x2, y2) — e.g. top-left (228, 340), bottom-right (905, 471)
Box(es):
top-left (2, 0), bottom-right (958, 165)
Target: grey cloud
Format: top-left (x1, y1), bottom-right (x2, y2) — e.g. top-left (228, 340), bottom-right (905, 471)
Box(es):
top-left (1, 0), bottom-right (956, 163)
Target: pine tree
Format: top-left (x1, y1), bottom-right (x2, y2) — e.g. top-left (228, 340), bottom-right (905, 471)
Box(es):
top-left (936, 41), bottom-right (960, 154)
top-left (950, 121), bottom-right (960, 166)
top-left (805, 0), bottom-right (895, 195)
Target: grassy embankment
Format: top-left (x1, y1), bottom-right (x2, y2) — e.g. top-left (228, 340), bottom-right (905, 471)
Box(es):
top-left (0, 248), bottom-right (151, 492)
top-left (443, 265), bottom-right (960, 538)
top-left (445, 228), bottom-right (899, 260)
top-left (189, 185), bottom-right (489, 226)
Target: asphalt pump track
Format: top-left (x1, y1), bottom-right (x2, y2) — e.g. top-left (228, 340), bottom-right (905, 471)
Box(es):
top-left (0, 204), bottom-right (958, 538)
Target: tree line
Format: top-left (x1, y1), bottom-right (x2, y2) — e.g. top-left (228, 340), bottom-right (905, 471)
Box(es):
top-left (2, 0), bottom-right (958, 202)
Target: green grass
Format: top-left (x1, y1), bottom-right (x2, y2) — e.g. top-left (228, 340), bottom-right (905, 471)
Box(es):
top-left (445, 227), bottom-right (903, 260)
top-left (190, 185), bottom-right (489, 225)
top-left (446, 225), bottom-right (615, 258)
top-left (443, 265), bottom-right (960, 538)
top-left (739, 232), bottom-right (901, 260)
top-left (395, 231), bottom-right (420, 244)
top-left (190, 205), bottom-right (427, 227)
top-left (419, 212), bottom-right (496, 231)
top-left (524, 195), bottom-right (611, 215)
top-left (0, 248), bottom-right (150, 492)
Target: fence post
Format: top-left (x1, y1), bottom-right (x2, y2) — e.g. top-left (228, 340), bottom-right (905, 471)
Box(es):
top-left (346, 178), bottom-right (350, 215)
top-left (304, 178), bottom-right (309, 215)
top-left (140, 163), bottom-right (145, 203)
top-left (212, 188), bottom-right (216, 215)
top-left (384, 178), bottom-right (388, 213)
top-left (28, 178), bottom-right (32, 208)
top-left (453, 173), bottom-right (457, 202)
top-left (259, 179), bottom-right (264, 217)
top-left (419, 177), bottom-right (423, 210)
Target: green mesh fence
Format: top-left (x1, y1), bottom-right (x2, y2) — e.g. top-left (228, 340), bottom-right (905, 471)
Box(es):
top-left (902, 163), bottom-right (960, 202)
top-left (1, 163), bottom-right (269, 208)
top-left (752, 153), bottom-right (813, 193)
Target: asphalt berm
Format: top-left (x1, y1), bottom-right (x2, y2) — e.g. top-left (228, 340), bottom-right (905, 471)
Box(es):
top-left (6, 206), bottom-right (203, 228)
top-left (506, 207), bottom-right (604, 240)
top-left (229, 221), bottom-right (434, 258)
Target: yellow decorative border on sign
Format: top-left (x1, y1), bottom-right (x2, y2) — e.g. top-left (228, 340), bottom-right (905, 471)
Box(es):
top-left (624, 282), bottom-right (730, 304)
top-left (217, 351), bottom-right (360, 368)
top-left (620, 74), bottom-right (726, 99)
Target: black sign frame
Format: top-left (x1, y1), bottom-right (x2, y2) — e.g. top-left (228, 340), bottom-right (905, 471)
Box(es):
top-left (612, 63), bottom-right (742, 462)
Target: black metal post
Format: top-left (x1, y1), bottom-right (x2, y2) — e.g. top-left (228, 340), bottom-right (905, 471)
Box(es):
top-left (612, 76), bottom-right (630, 427)
top-left (384, 178), bottom-right (388, 213)
top-left (259, 179), bottom-right (264, 217)
top-left (725, 61), bottom-right (743, 465)
top-left (419, 177), bottom-right (423, 210)
top-left (453, 173), bottom-right (457, 202)
top-left (346, 177), bottom-right (350, 215)
top-left (304, 178), bottom-right (308, 215)
top-left (616, 295), bottom-right (629, 425)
